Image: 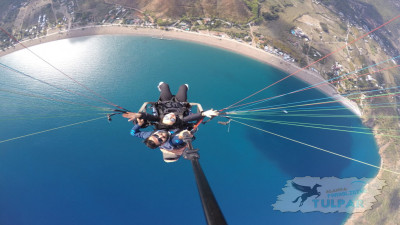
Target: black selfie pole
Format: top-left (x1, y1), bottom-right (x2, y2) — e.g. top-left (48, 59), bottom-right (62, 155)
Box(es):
top-left (182, 133), bottom-right (227, 225)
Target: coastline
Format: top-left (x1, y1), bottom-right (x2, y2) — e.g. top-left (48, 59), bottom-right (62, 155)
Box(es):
top-left (2, 24), bottom-right (383, 224)
top-left (0, 24), bottom-right (362, 116)
top-left (344, 136), bottom-right (390, 225)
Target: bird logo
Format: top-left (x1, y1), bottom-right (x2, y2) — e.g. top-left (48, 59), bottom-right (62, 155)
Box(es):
top-left (292, 182), bottom-right (322, 207)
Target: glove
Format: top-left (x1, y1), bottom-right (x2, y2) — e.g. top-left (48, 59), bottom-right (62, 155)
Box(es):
top-left (202, 109), bottom-right (219, 118)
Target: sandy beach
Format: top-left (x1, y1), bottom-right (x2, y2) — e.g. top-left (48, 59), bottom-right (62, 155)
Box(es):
top-left (0, 24), bottom-right (361, 116)
top-left (4, 24), bottom-right (392, 224)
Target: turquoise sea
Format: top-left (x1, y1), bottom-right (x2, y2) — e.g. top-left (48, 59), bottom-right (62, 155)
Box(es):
top-left (0, 36), bottom-right (380, 225)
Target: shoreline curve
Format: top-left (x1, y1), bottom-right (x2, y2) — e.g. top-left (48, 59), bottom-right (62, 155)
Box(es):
top-left (0, 25), bottom-right (361, 116)
top-left (3, 24), bottom-right (384, 225)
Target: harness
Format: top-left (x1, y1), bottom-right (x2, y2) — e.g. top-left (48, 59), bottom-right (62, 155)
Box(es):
top-left (153, 97), bottom-right (193, 130)
top-left (155, 97), bottom-right (191, 118)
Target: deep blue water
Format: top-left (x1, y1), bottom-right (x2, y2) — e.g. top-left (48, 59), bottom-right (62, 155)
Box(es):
top-left (0, 36), bottom-right (380, 225)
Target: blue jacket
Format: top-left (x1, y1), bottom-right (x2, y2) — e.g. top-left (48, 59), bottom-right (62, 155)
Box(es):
top-left (130, 125), bottom-right (186, 151)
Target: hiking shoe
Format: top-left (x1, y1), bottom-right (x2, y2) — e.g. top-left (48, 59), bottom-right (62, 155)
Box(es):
top-left (157, 82), bottom-right (164, 92)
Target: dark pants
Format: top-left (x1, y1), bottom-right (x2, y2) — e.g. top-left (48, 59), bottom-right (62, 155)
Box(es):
top-left (159, 83), bottom-right (188, 102)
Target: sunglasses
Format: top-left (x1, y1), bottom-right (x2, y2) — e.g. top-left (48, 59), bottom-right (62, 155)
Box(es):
top-left (152, 133), bottom-right (165, 144)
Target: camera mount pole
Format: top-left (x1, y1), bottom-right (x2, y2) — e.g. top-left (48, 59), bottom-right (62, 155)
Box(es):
top-left (183, 134), bottom-right (227, 225)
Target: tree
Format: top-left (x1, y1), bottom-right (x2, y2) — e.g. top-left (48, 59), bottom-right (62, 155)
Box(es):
top-left (262, 12), bottom-right (279, 21)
